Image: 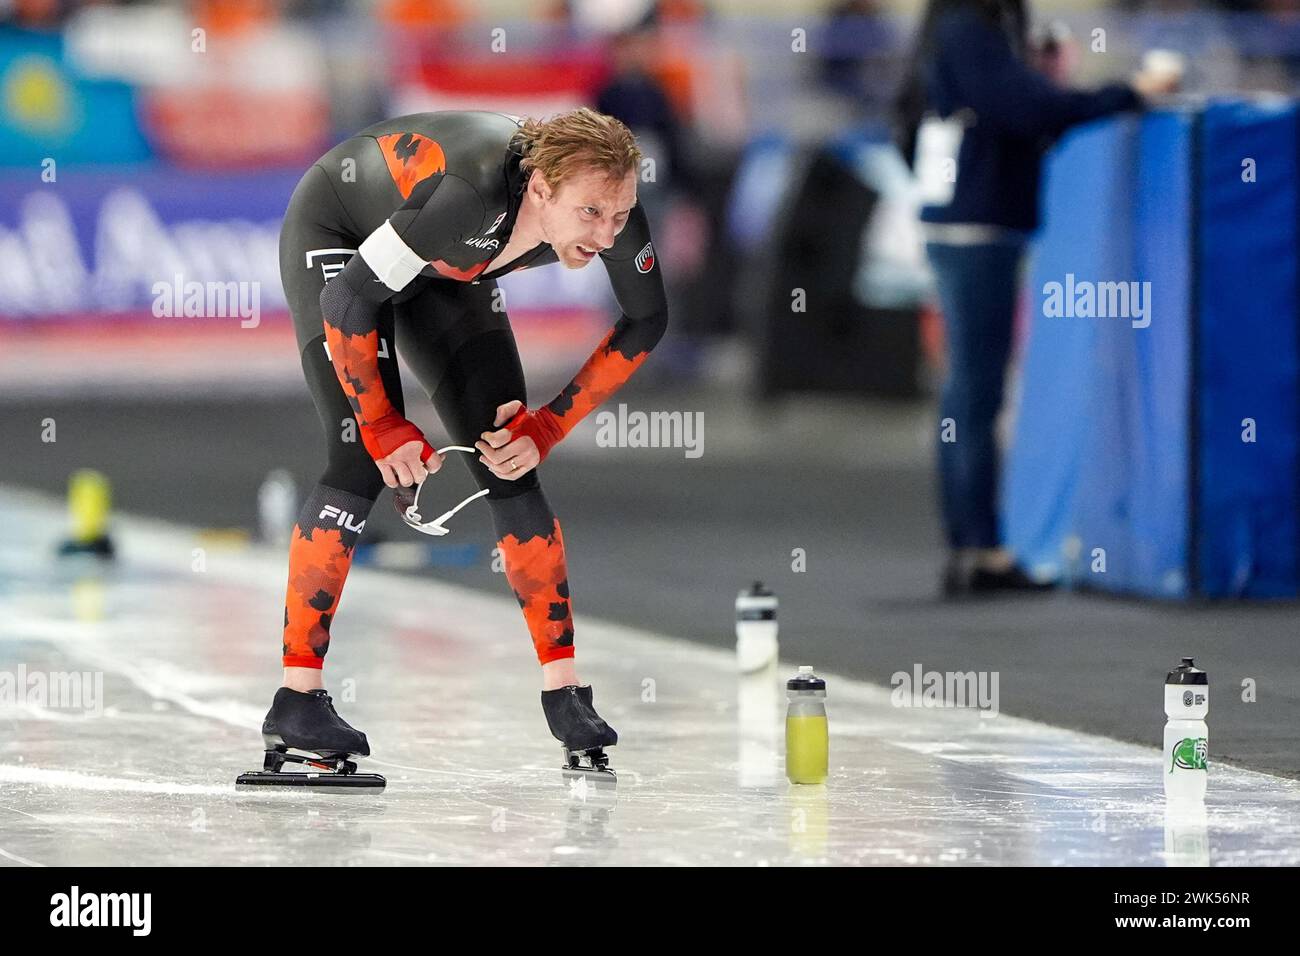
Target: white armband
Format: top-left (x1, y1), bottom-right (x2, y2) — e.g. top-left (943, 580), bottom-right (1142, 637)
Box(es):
top-left (359, 220), bottom-right (426, 292)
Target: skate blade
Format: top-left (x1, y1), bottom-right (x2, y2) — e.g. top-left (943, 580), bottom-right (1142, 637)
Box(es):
top-left (235, 770), bottom-right (386, 790)
top-left (560, 767), bottom-right (617, 804)
top-left (560, 745), bottom-right (617, 795)
top-left (561, 766), bottom-right (617, 785)
top-left (237, 747), bottom-right (383, 790)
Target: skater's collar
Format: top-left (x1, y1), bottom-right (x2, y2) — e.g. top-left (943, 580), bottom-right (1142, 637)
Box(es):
top-left (503, 135), bottom-right (529, 217)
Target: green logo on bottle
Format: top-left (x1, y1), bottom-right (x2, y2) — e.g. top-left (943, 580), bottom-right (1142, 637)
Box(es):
top-left (1170, 737), bottom-right (1208, 773)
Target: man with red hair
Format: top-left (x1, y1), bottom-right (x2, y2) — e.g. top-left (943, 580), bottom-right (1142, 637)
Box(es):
top-left (245, 108), bottom-right (666, 788)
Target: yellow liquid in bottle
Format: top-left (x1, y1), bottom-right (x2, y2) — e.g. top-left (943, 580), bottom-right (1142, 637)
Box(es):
top-left (786, 714), bottom-right (828, 784)
top-left (69, 470), bottom-right (110, 543)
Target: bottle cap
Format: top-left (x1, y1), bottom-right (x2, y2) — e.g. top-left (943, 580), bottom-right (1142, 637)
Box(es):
top-left (787, 666), bottom-right (825, 691)
top-left (1166, 657), bottom-right (1208, 685)
top-left (736, 581), bottom-right (777, 620)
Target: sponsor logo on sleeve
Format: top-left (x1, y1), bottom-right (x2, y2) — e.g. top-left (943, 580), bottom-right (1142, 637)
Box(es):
top-left (634, 242), bottom-right (655, 274)
top-left (305, 248), bottom-right (358, 281)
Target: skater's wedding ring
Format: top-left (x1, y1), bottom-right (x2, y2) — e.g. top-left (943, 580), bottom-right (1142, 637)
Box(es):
top-left (510, 458), bottom-right (519, 471)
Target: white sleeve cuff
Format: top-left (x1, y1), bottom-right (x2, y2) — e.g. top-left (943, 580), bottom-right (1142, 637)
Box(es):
top-left (359, 220), bottom-right (426, 292)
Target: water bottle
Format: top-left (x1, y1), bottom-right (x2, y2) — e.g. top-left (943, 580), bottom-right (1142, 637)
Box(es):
top-left (786, 666), bottom-right (828, 785)
top-left (1164, 657), bottom-right (1208, 802)
top-left (1163, 802), bottom-right (1209, 866)
top-left (258, 469), bottom-right (298, 547)
top-left (736, 670), bottom-right (779, 789)
top-left (58, 469), bottom-right (115, 558)
top-left (735, 581), bottom-right (778, 673)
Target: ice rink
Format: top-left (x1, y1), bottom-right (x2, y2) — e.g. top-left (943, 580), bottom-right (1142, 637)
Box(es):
top-left (1, 486), bottom-right (1298, 868)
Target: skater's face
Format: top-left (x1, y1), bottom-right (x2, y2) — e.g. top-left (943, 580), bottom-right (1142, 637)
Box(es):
top-left (530, 167), bottom-right (637, 269)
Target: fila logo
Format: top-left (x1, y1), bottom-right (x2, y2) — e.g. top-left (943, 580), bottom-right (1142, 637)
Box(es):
top-left (634, 242), bottom-right (655, 274)
top-left (318, 505), bottom-right (366, 533)
top-left (305, 247), bottom-right (358, 281)
top-left (485, 211), bottom-right (506, 235)
top-left (322, 337), bottom-right (390, 360)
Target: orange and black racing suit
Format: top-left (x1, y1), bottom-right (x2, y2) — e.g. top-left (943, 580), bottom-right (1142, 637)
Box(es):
top-left (276, 110), bottom-right (667, 669)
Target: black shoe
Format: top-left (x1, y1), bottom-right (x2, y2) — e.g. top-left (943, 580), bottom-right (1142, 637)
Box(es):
top-left (943, 558), bottom-right (1055, 597)
top-left (237, 688), bottom-right (382, 789)
top-left (574, 684), bottom-right (618, 746)
top-left (541, 686), bottom-right (613, 752)
top-left (263, 687), bottom-right (370, 757)
top-left (970, 564), bottom-right (1055, 593)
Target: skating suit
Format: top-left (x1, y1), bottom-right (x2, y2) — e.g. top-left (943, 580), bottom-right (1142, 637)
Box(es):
top-left (276, 110), bottom-right (668, 669)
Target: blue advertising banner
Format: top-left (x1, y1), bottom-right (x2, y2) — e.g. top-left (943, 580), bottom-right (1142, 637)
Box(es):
top-left (1005, 101), bottom-right (1299, 599)
top-left (1196, 100), bottom-right (1300, 597)
top-left (0, 164), bottom-right (300, 319)
top-left (1003, 117), bottom-right (1136, 584)
top-left (1124, 110), bottom-right (1194, 596)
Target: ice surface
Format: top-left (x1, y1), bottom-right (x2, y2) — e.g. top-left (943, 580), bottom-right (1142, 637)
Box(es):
top-left (0, 487), bottom-right (1297, 866)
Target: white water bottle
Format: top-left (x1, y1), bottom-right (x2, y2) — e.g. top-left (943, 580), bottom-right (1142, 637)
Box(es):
top-left (735, 582), bottom-right (778, 673)
top-left (1163, 657), bottom-right (1208, 802)
top-left (258, 469), bottom-right (298, 548)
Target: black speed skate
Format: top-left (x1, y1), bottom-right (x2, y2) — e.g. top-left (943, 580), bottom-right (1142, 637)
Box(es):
top-left (541, 685), bottom-right (618, 788)
top-left (235, 688), bottom-right (385, 790)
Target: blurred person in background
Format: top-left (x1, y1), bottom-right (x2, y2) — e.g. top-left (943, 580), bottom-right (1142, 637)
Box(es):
top-left (594, 10), bottom-right (714, 345)
top-left (376, 0), bottom-right (465, 30)
top-left (893, 0), bottom-right (1177, 597)
top-left (1, 0), bottom-right (67, 28)
top-left (595, 16), bottom-right (689, 212)
top-left (817, 0), bottom-right (899, 119)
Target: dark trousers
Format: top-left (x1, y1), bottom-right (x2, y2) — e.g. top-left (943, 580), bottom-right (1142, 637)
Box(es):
top-left (926, 240), bottom-right (1024, 550)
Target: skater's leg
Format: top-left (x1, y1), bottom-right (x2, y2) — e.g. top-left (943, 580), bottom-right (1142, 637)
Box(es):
top-left (256, 171), bottom-right (390, 778)
top-left (278, 186), bottom-right (404, 683)
top-left (394, 285), bottom-right (577, 683)
top-left (281, 328), bottom-right (403, 684)
top-left (486, 487), bottom-right (578, 687)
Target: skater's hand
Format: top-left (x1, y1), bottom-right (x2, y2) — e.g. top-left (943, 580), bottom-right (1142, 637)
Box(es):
top-left (376, 440), bottom-right (442, 489)
top-left (475, 400), bottom-right (540, 481)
